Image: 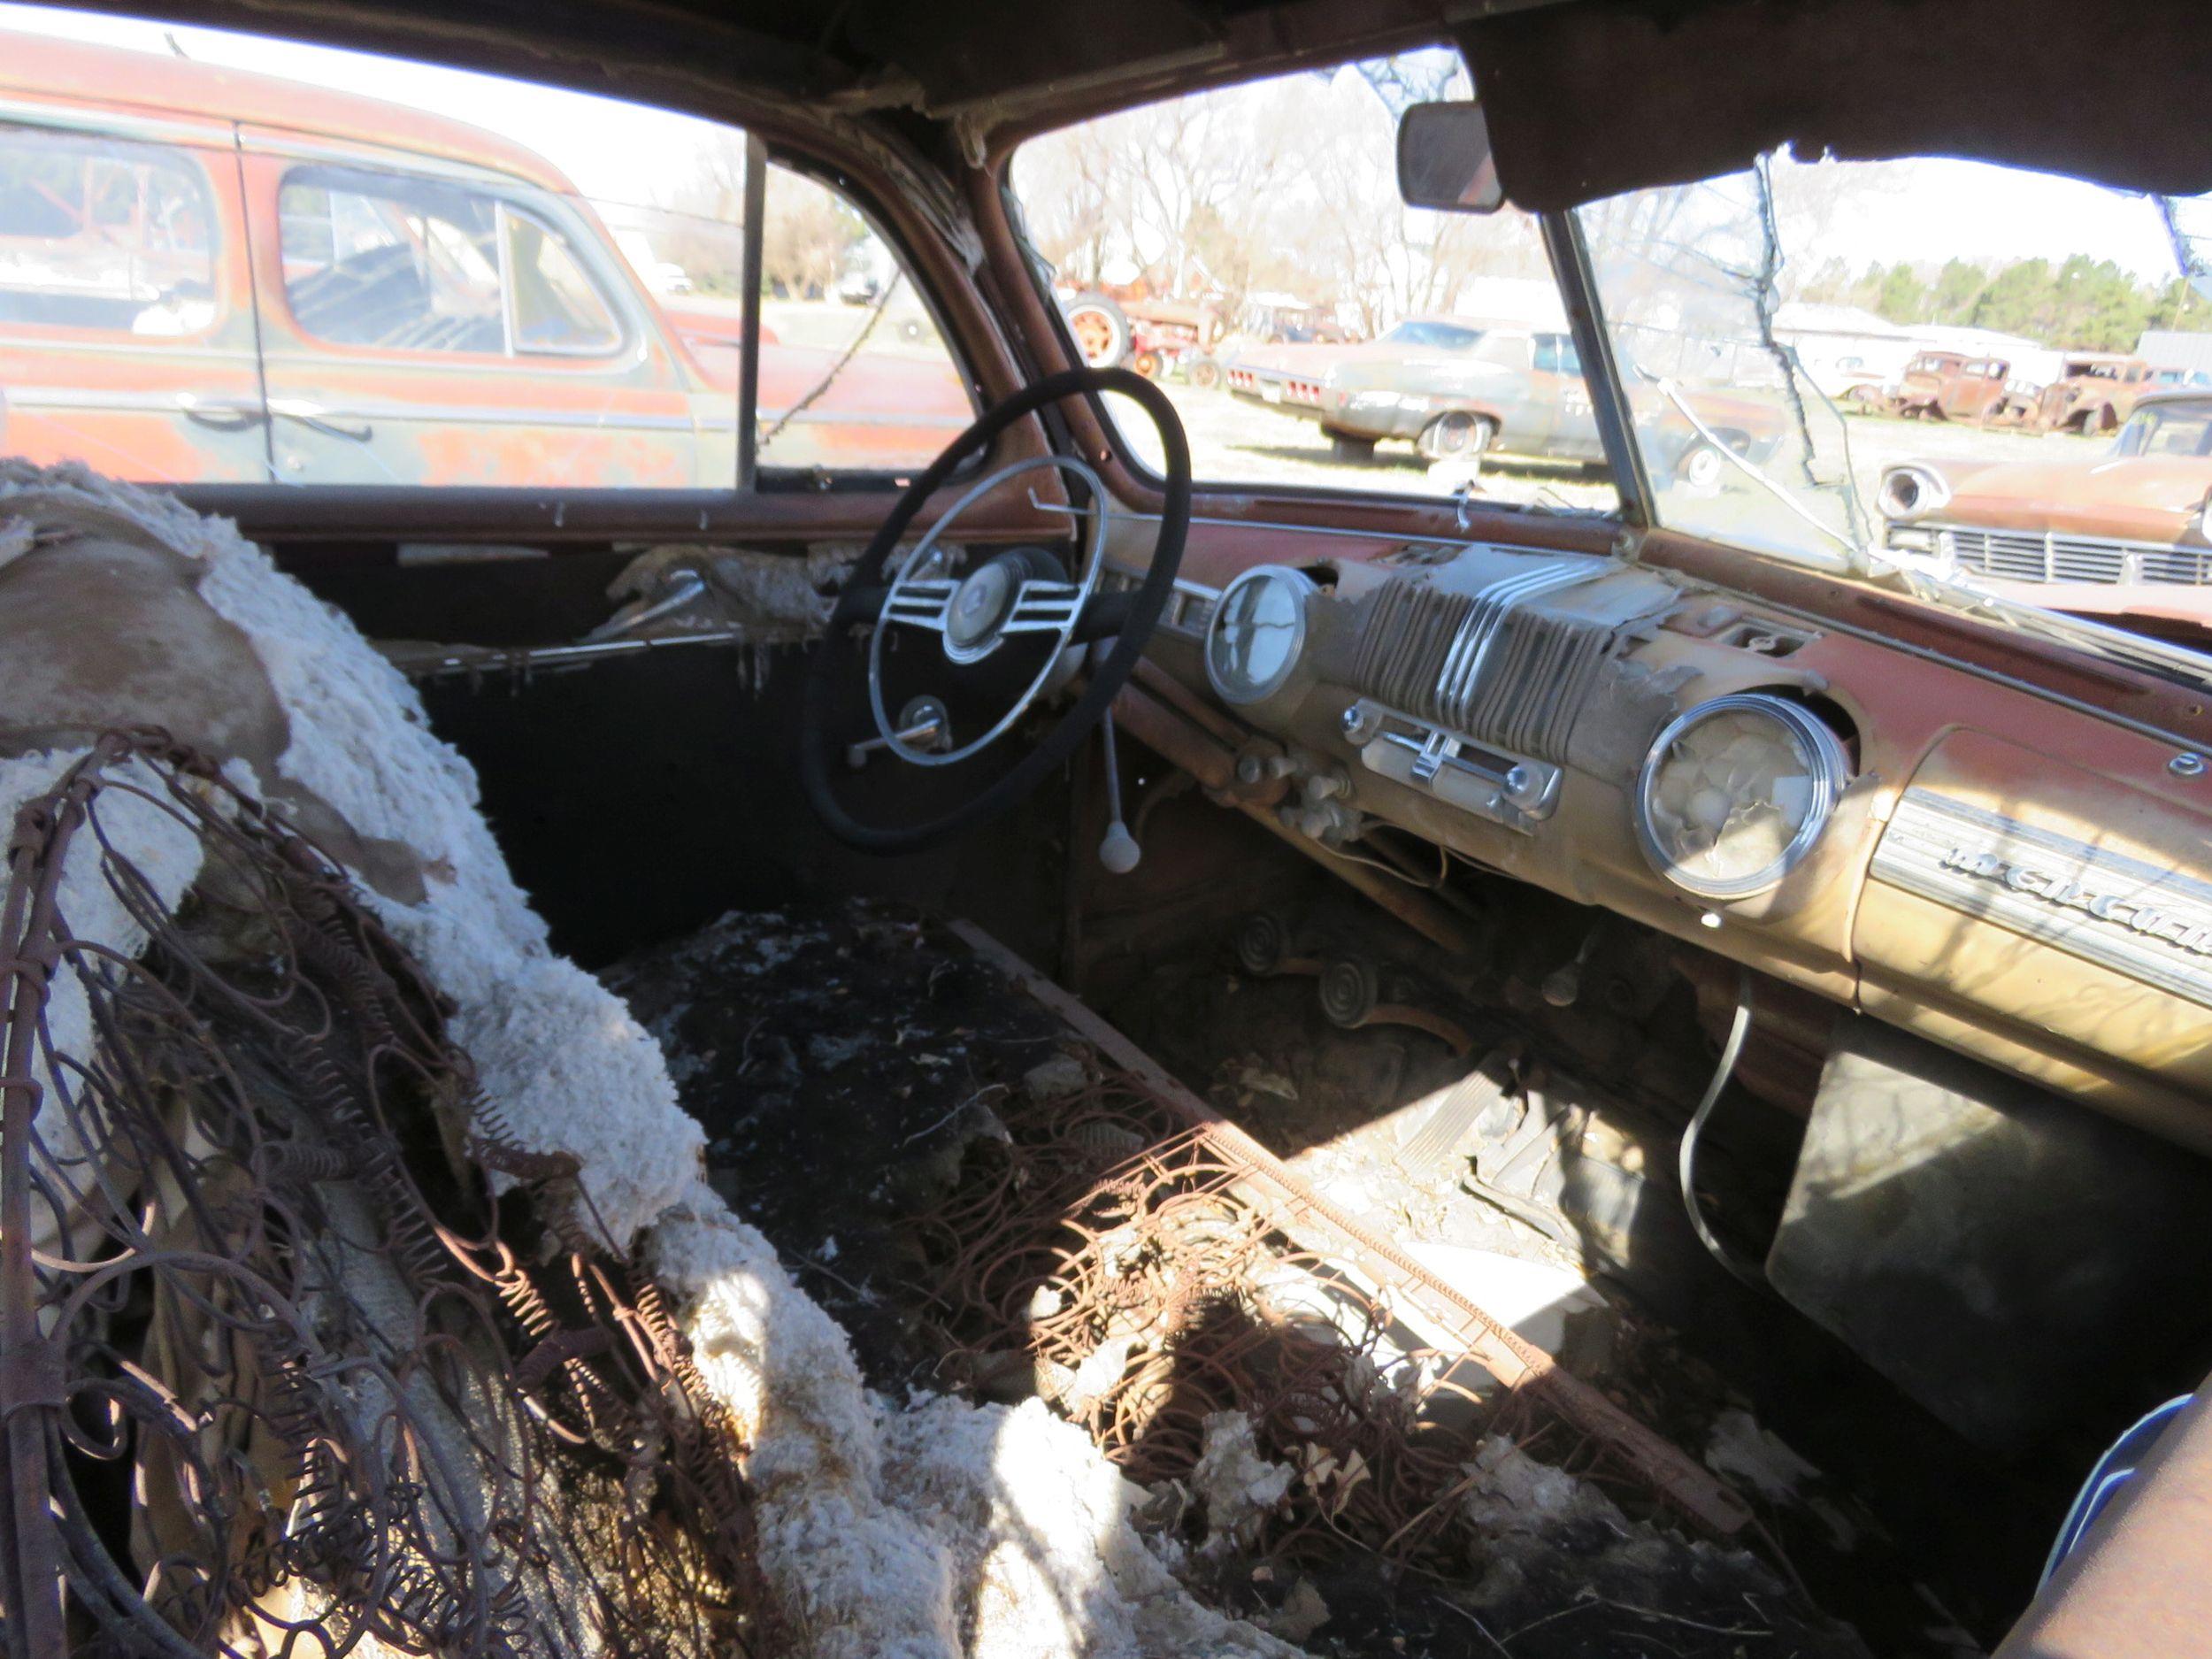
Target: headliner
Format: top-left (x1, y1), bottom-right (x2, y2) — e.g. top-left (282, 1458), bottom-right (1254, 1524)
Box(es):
top-left (35, 0), bottom-right (2212, 203)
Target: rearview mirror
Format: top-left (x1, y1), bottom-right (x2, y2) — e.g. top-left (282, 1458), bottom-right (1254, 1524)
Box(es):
top-left (1396, 102), bottom-right (1505, 214)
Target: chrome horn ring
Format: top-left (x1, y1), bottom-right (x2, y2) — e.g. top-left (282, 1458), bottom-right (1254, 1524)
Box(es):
top-left (865, 451), bottom-right (1110, 768)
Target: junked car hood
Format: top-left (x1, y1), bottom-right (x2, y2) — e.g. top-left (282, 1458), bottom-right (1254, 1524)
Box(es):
top-left (1939, 453), bottom-right (2212, 538)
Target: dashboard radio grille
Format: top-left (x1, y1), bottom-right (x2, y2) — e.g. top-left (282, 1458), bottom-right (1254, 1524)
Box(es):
top-left (1350, 581), bottom-right (1478, 718)
top-left (1348, 557), bottom-right (1619, 765)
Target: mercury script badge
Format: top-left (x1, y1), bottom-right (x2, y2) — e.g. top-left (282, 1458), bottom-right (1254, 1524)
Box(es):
top-left (1871, 787), bottom-right (2212, 1006)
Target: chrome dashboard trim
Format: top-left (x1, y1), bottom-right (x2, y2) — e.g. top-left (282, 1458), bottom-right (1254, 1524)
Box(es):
top-left (1102, 562), bottom-right (1222, 635)
top-left (1633, 693), bottom-right (1849, 900)
top-left (1095, 504), bottom-right (2212, 753)
top-left (1204, 564), bottom-right (1317, 705)
top-left (1870, 787), bottom-right (2212, 1008)
top-left (1344, 698), bottom-right (1561, 833)
top-left (1446, 557), bottom-right (1609, 735)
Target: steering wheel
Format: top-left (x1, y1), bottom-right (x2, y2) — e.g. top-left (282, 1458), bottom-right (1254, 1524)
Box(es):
top-left (799, 366), bottom-right (1190, 853)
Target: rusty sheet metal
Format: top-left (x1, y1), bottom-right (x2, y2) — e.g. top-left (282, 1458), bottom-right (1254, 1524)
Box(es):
top-left (947, 918), bottom-right (1755, 1537)
top-left (0, 732), bottom-right (761, 1658)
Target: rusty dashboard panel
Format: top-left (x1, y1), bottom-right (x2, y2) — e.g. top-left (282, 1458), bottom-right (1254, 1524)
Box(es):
top-left (1134, 524), bottom-right (2212, 1148)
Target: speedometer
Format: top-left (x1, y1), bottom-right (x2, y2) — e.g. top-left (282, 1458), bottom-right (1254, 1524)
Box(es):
top-left (1634, 693), bottom-right (1848, 899)
top-left (1205, 565), bottom-right (1316, 705)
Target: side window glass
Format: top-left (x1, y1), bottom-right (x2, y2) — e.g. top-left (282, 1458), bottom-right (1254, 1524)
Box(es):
top-left (279, 169), bottom-right (617, 357)
top-left (751, 165), bottom-right (973, 473)
top-left (0, 124), bottom-right (217, 334)
top-left (1, 118), bottom-right (264, 484)
top-left (1010, 52), bottom-right (1617, 511)
top-left (3, 12), bottom-right (972, 492)
top-left (1532, 334), bottom-right (1560, 375)
top-left (507, 211), bottom-right (621, 354)
top-left (1472, 332), bottom-right (1532, 370)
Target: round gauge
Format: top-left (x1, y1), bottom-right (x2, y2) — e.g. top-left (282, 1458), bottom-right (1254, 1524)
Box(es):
top-left (1634, 693), bottom-right (1849, 900)
top-left (1205, 565), bottom-right (1316, 705)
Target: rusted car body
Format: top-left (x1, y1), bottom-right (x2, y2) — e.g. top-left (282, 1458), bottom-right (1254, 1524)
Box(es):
top-left (1881, 388), bottom-right (2212, 637)
top-left (0, 31), bottom-right (971, 484)
top-left (1893, 349), bottom-right (2035, 422)
top-left (2036, 352), bottom-right (2155, 433)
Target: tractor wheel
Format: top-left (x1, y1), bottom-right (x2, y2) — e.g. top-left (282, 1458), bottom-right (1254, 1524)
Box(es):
top-left (1133, 349), bottom-right (1161, 379)
top-left (1187, 356), bottom-right (1223, 391)
top-left (1064, 292), bottom-right (1131, 369)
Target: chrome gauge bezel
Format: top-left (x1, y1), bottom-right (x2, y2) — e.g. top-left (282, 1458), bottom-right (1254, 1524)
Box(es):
top-left (1204, 564), bottom-right (1317, 705)
top-left (1633, 692), bottom-right (1850, 901)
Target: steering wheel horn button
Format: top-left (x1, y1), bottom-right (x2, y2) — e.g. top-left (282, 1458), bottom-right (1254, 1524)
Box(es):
top-left (945, 561), bottom-right (1018, 659)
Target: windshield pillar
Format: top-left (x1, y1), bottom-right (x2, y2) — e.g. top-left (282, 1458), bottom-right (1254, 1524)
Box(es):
top-left (1540, 210), bottom-right (1654, 528)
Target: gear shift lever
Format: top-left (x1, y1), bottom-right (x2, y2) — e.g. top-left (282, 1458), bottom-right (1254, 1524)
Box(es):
top-left (1097, 710), bottom-right (1141, 873)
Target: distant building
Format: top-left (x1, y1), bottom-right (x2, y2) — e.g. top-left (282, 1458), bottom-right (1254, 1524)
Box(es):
top-left (1770, 303), bottom-right (1918, 400)
top-left (2138, 329), bottom-right (2212, 386)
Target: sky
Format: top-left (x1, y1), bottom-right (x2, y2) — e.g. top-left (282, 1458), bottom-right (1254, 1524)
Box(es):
top-left (0, 2), bottom-right (2194, 287)
top-left (1771, 150), bottom-right (2185, 284)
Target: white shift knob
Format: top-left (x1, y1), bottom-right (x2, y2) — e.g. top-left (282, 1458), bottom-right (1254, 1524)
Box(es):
top-left (1098, 822), bottom-right (1141, 874)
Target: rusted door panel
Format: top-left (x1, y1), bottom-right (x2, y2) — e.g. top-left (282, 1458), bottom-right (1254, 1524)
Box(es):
top-left (235, 141), bottom-right (704, 488)
top-left (0, 119), bottom-right (268, 482)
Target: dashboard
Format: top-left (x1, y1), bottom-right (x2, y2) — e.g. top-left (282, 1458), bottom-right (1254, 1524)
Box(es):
top-left (1108, 523), bottom-right (2212, 1153)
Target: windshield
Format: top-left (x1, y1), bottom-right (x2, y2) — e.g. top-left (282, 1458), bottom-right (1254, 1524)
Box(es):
top-left (1008, 50), bottom-right (1619, 514)
top-left (1576, 153), bottom-right (2212, 676)
top-left (2116, 401), bottom-right (2212, 457)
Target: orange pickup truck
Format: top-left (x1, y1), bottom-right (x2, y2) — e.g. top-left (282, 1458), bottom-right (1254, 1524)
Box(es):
top-left (0, 30), bottom-right (972, 486)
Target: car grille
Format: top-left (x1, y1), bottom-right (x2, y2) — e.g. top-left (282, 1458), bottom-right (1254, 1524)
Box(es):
top-left (1930, 524), bottom-right (2211, 585)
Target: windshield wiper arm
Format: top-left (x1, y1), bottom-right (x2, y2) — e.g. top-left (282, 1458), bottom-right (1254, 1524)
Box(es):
top-left (1646, 374), bottom-right (1863, 560)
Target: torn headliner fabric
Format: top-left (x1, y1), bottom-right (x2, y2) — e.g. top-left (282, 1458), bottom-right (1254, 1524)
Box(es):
top-left (1461, 0), bottom-right (2212, 213)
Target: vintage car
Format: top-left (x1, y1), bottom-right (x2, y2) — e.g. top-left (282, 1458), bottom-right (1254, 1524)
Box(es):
top-left (1318, 332), bottom-right (1791, 489)
top-left (1223, 314), bottom-right (1498, 419)
top-left (2036, 351), bottom-right (2157, 433)
top-left (7, 4), bottom-right (2212, 1659)
top-left (1311, 320), bottom-right (1594, 461)
top-left (1893, 349), bottom-right (2040, 422)
top-left (1881, 388), bottom-right (2212, 641)
top-left (0, 30), bottom-right (972, 483)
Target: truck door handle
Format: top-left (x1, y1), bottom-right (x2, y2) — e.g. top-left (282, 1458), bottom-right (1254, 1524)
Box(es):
top-left (174, 394), bottom-right (265, 430)
top-left (268, 398), bottom-right (373, 442)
